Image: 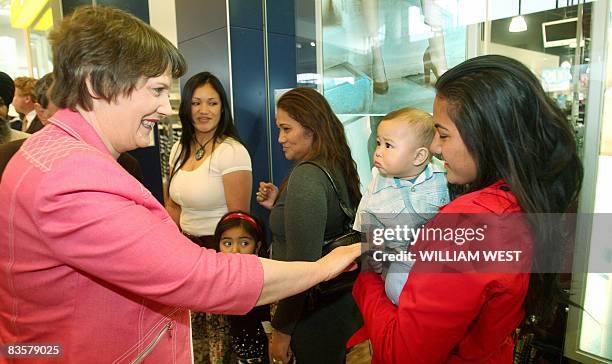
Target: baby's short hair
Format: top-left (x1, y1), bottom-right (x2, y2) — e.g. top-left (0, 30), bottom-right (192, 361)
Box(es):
top-left (382, 107), bottom-right (435, 147)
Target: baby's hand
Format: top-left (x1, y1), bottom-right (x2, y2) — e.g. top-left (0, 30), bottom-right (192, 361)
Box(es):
top-left (366, 246), bottom-right (384, 274)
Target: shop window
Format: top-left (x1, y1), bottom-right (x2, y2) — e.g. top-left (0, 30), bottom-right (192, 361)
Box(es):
top-left (269, 1), bottom-right (611, 362)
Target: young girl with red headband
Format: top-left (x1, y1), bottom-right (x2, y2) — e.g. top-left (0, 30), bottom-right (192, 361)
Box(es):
top-left (215, 211), bottom-right (271, 364)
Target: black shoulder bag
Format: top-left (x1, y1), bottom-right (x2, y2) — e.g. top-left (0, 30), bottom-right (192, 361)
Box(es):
top-left (296, 161), bottom-right (362, 314)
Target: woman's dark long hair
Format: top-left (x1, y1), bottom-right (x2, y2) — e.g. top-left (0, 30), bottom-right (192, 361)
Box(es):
top-left (277, 87), bottom-right (361, 208)
top-left (168, 72), bottom-right (241, 185)
top-left (435, 55), bottom-right (583, 325)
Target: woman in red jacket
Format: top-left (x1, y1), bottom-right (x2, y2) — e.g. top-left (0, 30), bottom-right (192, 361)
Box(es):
top-left (352, 55), bottom-right (583, 363)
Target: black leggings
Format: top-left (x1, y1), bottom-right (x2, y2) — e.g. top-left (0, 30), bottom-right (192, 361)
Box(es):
top-left (290, 292), bottom-right (362, 364)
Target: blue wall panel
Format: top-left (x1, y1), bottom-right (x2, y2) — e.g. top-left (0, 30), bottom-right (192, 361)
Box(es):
top-left (229, 26), bottom-right (268, 220)
top-left (61, 0), bottom-right (148, 21)
top-left (266, 0), bottom-right (295, 36)
top-left (61, 0), bottom-right (91, 15)
top-left (228, 0), bottom-right (301, 228)
top-left (267, 32), bottom-right (297, 185)
top-left (97, 0), bottom-right (149, 22)
top-left (229, 0), bottom-right (263, 30)
top-left (127, 131), bottom-right (164, 205)
top-left (266, 0), bottom-right (297, 185)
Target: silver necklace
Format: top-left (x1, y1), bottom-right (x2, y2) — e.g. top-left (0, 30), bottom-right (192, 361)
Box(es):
top-left (194, 137), bottom-right (212, 161)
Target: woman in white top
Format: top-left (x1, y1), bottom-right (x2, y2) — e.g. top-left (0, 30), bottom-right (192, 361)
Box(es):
top-left (166, 71), bottom-right (252, 364)
top-left (166, 71), bottom-right (252, 246)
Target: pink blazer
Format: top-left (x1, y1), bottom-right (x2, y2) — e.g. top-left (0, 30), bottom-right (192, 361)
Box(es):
top-left (0, 109), bottom-right (264, 363)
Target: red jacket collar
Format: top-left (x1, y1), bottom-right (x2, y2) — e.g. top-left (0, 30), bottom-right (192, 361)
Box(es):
top-left (441, 179), bottom-right (522, 214)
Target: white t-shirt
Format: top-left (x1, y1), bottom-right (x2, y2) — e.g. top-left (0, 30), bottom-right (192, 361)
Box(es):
top-left (168, 137), bottom-right (252, 235)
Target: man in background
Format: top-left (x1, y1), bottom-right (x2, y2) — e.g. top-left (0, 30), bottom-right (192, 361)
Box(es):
top-left (0, 72), bottom-right (29, 144)
top-left (1, 72), bottom-right (143, 182)
top-left (13, 76), bottom-right (42, 133)
top-left (33, 73), bottom-right (57, 127)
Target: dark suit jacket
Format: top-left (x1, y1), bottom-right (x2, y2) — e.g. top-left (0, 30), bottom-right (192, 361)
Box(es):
top-left (0, 139), bottom-right (22, 180)
top-left (25, 117), bottom-right (44, 134)
top-left (9, 119), bottom-right (22, 131)
top-left (0, 139), bottom-right (144, 183)
top-left (117, 153), bottom-right (144, 183)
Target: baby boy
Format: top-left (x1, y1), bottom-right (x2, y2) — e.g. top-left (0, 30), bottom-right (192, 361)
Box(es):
top-left (353, 107), bottom-right (450, 305)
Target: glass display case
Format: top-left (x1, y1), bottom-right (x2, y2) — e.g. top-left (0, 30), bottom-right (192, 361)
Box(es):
top-left (275, 0), bottom-right (611, 362)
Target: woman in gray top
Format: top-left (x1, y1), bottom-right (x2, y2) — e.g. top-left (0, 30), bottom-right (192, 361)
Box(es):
top-left (257, 87), bottom-right (363, 364)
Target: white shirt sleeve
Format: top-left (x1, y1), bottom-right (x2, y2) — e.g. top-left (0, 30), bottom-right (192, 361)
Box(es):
top-left (213, 139), bottom-right (252, 175)
top-left (168, 141), bottom-right (181, 176)
top-left (353, 167), bottom-right (378, 232)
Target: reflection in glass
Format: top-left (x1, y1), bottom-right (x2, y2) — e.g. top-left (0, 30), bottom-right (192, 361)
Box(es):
top-left (287, 0), bottom-right (608, 361)
top-left (320, 0), bottom-right (466, 116)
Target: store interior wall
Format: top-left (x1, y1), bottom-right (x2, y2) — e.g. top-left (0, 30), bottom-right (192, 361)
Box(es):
top-left (266, 0), bottom-right (299, 187)
top-left (174, 0), bottom-right (297, 223)
top-left (148, 0), bottom-right (177, 47)
top-left (228, 0), bottom-right (297, 222)
top-left (176, 0), bottom-right (231, 93)
top-left (56, 0), bottom-right (298, 217)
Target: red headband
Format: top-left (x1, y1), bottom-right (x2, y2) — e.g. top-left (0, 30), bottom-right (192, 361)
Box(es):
top-left (221, 213), bottom-right (262, 236)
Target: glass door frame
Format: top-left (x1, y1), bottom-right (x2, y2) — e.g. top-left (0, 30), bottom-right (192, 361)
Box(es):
top-left (564, 0), bottom-right (612, 362)
top-left (309, 1), bottom-right (611, 358)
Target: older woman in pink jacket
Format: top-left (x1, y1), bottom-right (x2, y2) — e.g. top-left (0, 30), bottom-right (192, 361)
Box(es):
top-left (0, 6), bottom-right (360, 363)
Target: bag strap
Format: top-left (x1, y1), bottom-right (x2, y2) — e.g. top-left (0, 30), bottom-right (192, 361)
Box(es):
top-left (297, 161), bottom-right (355, 222)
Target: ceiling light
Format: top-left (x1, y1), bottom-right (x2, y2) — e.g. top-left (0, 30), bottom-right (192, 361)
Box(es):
top-left (509, 16), bottom-right (527, 32)
top-left (509, 0), bottom-right (527, 33)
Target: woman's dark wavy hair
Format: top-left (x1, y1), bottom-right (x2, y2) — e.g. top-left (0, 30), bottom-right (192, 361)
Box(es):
top-left (277, 87), bottom-right (361, 208)
top-left (169, 72), bottom-right (241, 184)
top-left (214, 210), bottom-right (267, 257)
top-left (435, 55), bottom-right (583, 325)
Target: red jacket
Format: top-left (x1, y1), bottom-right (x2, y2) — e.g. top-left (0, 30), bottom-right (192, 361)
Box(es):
top-left (353, 180), bottom-right (533, 363)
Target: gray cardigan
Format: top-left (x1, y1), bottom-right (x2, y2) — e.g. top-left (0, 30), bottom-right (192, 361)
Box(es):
top-left (269, 161), bottom-right (354, 334)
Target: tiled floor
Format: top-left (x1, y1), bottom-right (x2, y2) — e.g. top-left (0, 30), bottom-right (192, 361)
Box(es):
top-left (327, 73), bottom-right (438, 117)
top-left (368, 74), bottom-right (437, 115)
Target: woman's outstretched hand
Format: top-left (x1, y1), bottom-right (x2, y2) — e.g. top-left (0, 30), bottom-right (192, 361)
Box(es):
top-left (317, 243), bottom-right (363, 282)
top-left (256, 182), bottom-right (278, 210)
top-left (256, 244), bottom-right (363, 306)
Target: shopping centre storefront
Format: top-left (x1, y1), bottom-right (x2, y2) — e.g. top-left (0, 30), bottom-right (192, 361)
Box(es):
top-left (1, 0), bottom-right (611, 362)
